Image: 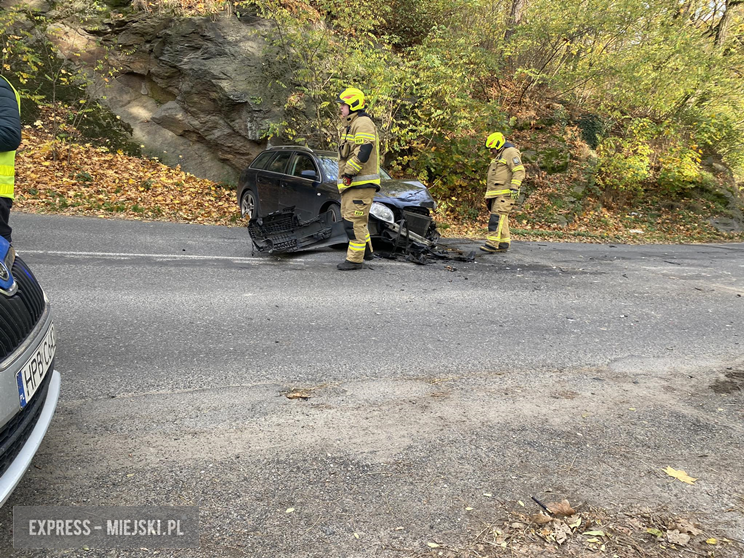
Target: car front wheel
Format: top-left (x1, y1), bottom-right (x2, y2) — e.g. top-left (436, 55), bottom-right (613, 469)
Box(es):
top-left (326, 204), bottom-right (341, 222)
top-left (241, 190), bottom-right (258, 220)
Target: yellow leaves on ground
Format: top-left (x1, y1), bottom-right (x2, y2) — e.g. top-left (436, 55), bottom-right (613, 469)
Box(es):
top-left (663, 466), bottom-right (697, 485)
top-left (15, 118), bottom-right (241, 227)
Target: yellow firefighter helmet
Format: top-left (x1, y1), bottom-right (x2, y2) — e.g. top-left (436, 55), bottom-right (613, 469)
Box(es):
top-left (337, 87), bottom-right (365, 111)
top-left (486, 132), bottom-right (506, 150)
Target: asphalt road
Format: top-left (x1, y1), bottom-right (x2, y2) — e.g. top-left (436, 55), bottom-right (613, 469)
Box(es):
top-left (1, 213), bottom-right (742, 557)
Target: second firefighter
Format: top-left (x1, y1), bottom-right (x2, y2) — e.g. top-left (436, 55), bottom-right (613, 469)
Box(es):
top-left (481, 132), bottom-right (525, 253)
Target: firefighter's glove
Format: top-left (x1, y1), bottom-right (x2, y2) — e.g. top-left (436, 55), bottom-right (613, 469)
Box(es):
top-left (509, 187), bottom-right (520, 201)
top-left (342, 175), bottom-right (353, 186)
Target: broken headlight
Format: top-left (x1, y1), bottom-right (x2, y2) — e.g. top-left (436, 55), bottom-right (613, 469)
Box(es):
top-left (370, 202), bottom-right (394, 224)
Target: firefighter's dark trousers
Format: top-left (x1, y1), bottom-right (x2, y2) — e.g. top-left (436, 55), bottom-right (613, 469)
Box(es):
top-left (341, 187), bottom-right (375, 263)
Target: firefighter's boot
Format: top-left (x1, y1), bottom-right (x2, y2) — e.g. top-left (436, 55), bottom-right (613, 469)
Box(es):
top-left (480, 242), bottom-right (509, 253)
top-left (337, 260), bottom-right (364, 271)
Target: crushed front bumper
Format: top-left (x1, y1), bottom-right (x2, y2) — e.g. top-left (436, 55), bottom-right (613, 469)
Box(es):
top-left (247, 208), bottom-right (347, 254)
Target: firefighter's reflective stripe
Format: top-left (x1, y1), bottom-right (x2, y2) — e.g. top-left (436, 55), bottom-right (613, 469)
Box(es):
top-left (347, 159), bottom-right (363, 172)
top-left (511, 179), bottom-right (522, 187)
top-left (486, 188), bottom-right (512, 197)
top-left (340, 132), bottom-right (376, 144)
top-left (349, 240), bottom-right (366, 252)
top-left (337, 174), bottom-right (381, 192)
top-left (512, 165), bottom-right (525, 172)
top-left (355, 132), bottom-right (376, 143)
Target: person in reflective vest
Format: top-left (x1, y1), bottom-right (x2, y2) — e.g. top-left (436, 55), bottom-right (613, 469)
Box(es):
top-left (0, 75), bottom-right (21, 244)
top-left (481, 132), bottom-right (525, 253)
top-left (335, 86), bottom-right (380, 271)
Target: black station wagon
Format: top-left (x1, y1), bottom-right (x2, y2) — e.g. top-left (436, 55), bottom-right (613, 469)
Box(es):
top-left (237, 146), bottom-right (439, 244)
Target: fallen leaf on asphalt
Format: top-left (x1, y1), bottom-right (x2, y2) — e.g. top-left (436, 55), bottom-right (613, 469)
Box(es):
top-left (553, 522), bottom-right (571, 545)
top-left (285, 508), bottom-right (294, 513)
top-left (285, 390), bottom-right (311, 400)
top-left (353, 532), bottom-right (359, 539)
top-left (706, 538), bottom-right (718, 545)
top-left (567, 515), bottom-right (582, 528)
top-left (663, 466), bottom-right (697, 484)
top-left (547, 499), bottom-right (576, 516)
top-left (465, 507), bottom-right (473, 511)
top-left (583, 530), bottom-right (605, 537)
top-left (427, 542), bottom-right (441, 548)
top-left (666, 529), bottom-right (690, 546)
top-left (586, 538), bottom-right (599, 543)
top-left (518, 500), bottom-right (524, 506)
top-left (675, 519), bottom-right (702, 536)
top-left (483, 493), bottom-right (493, 497)
top-left (647, 528), bottom-right (664, 537)
top-left (529, 513), bottom-right (552, 525)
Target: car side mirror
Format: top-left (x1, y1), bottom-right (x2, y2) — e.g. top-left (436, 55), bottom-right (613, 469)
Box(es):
top-left (300, 170), bottom-right (318, 180)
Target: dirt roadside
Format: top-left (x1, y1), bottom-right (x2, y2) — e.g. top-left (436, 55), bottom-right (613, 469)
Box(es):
top-left (4, 360), bottom-right (743, 557)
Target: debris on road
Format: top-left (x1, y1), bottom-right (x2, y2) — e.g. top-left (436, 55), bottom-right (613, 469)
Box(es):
top-left (247, 207), bottom-right (475, 264)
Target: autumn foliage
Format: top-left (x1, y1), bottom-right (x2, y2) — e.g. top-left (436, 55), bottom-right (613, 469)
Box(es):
top-left (15, 110), bottom-right (240, 226)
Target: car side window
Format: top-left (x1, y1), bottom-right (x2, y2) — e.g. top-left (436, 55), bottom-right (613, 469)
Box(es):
top-left (250, 151), bottom-right (274, 170)
top-left (290, 154), bottom-right (318, 178)
top-left (266, 152), bottom-right (291, 174)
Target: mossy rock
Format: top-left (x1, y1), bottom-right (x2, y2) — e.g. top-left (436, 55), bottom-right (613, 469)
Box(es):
top-left (538, 146), bottom-right (570, 174)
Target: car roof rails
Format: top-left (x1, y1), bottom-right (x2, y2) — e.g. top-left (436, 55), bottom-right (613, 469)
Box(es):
top-left (268, 145), bottom-right (315, 153)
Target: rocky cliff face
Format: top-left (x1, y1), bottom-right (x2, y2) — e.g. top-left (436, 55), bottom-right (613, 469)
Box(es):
top-left (51, 11), bottom-right (284, 184)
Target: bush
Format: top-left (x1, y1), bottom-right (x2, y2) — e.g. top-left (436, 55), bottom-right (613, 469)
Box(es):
top-left (596, 136), bottom-right (652, 195)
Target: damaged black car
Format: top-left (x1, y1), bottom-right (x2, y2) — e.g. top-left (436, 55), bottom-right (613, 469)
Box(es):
top-left (237, 146), bottom-right (440, 251)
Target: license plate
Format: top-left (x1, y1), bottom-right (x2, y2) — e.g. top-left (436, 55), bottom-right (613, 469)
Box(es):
top-left (16, 324), bottom-right (56, 408)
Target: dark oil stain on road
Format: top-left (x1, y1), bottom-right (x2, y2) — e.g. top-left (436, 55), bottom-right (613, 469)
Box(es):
top-left (710, 370), bottom-right (744, 394)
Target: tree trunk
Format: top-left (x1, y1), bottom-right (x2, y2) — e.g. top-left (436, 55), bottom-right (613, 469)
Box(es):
top-left (504, 0), bottom-right (528, 42)
top-left (715, 0), bottom-right (743, 48)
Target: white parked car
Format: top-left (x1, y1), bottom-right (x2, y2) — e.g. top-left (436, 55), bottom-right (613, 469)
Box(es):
top-left (0, 238), bottom-right (60, 506)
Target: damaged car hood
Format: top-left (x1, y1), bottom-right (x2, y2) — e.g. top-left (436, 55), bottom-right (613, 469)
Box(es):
top-left (377, 179), bottom-right (437, 210)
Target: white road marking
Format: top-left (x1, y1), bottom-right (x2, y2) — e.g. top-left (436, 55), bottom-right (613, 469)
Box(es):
top-left (18, 249), bottom-right (309, 265)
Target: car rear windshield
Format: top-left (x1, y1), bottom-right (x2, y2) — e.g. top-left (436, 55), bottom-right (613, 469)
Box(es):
top-left (318, 156), bottom-right (392, 181)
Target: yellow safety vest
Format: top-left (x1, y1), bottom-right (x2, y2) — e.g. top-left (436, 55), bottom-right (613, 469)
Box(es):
top-left (0, 76), bottom-right (21, 200)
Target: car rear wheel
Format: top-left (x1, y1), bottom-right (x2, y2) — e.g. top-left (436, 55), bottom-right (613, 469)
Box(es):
top-left (241, 190), bottom-right (258, 220)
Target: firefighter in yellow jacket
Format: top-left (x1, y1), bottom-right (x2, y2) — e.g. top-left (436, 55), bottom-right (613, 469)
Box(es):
top-left (481, 132), bottom-right (525, 253)
top-left (335, 87), bottom-right (380, 270)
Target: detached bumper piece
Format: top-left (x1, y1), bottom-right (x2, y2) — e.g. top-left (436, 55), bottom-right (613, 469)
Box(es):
top-left (378, 211), bottom-right (475, 265)
top-left (248, 208), bottom-right (346, 254)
